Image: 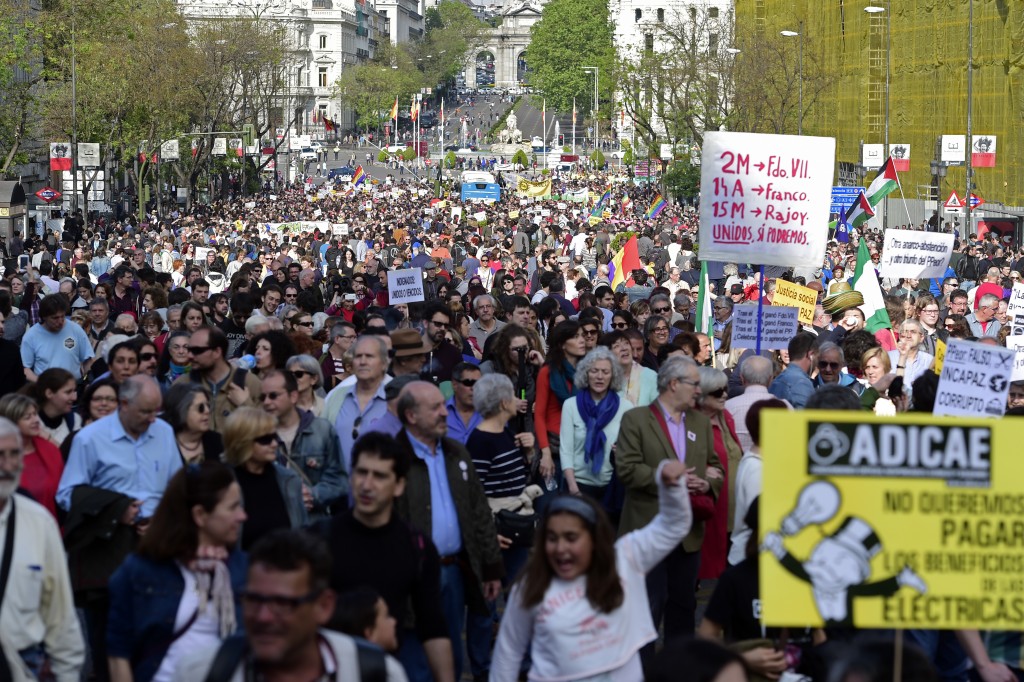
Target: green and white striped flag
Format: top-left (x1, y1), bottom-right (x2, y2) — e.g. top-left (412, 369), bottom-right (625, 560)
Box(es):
top-left (851, 237), bottom-right (892, 333)
top-left (695, 260), bottom-right (714, 335)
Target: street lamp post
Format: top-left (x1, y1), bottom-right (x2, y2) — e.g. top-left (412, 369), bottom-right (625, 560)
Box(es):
top-left (780, 25), bottom-right (803, 135)
top-left (965, 0), bottom-right (974, 232)
top-left (583, 66), bottom-right (598, 153)
top-left (865, 4), bottom-right (890, 228)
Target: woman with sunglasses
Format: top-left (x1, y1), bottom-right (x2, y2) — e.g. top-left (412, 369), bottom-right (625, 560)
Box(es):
top-left (107, 461), bottom-right (248, 682)
top-left (223, 407), bottom-right (307, 550)
top-left (695, 366), bottom-right (742, 583)
top-left (286, 355), bottom-right (326, 418)
top-left (610, 309), bottom-right (636, 331)
top-left (163, 383), bottom-right (224, 465)
top-left (133, 337), bottom-right (160, 378)
top-left (642, 315), bottom-right (672, 371)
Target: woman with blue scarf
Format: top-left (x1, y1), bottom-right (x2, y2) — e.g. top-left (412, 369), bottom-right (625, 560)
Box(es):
top-left (560, 347), bottom-right (633, 508)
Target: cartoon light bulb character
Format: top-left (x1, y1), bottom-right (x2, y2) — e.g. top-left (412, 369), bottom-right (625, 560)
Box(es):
top-left (764, 501), bottom-right (927, 626)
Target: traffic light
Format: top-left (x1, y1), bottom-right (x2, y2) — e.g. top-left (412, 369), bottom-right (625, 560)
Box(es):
top-left (242, 124), bottom-right (256, 148)
top-left (558, 134), bottom-right (564, 146)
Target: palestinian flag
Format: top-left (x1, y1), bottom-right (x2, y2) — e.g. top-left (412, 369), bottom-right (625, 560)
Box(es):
top-left (694, 261), bottom-right (713, 335)
top-left (851, 237), bottom-right (892, 333)
top-left (865, 157), bottom-right (900, 207)
top-left (844, 191), bottom-right (875, 229)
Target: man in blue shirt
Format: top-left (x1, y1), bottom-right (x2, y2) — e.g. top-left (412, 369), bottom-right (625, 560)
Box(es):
top-left (58, 374), bottom-right (180, 519)
top-left (769, 332), bottom-right (818, 409)
top-left (21, 294), bottom-right (94, 381)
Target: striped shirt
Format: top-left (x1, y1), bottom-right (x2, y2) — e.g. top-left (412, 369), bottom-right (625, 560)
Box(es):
top-left (466, 427), bottom-right (529, 499)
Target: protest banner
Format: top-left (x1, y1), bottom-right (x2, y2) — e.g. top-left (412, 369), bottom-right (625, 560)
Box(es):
top-left (265, 221), bottom-right (330, 235)
top-left (731, 305), bottom-right (798, 350)
top-left (761, 409), bottom-right (1024, 629)
top-left (772, 279), bottom-right (817, 326)
top-left (1007, 336), bottom-right (1024, 382)
top-left (1006, 284), bottom-right (1024, 333)
top-left (878, 230), bottom-right (955, 279)
top-left (387, 268), bottom-right (425, 304)
top-left (698, 131), bottom-right (835, 268)
top-left (516, 178), bottom-right (552, 198)
top-left (934, 338), bottom-right (1013, 418)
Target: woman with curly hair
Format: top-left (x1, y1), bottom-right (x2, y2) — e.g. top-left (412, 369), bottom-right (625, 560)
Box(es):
top-left (247, 330), bottom-right (297, 378)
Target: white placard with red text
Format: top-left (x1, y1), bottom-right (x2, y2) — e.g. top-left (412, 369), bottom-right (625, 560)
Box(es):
top-left (698, 131), bottom-right (835, 268)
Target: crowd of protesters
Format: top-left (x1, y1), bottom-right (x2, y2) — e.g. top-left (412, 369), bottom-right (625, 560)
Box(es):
top-left (0, 168), bottom-right (1018, 682)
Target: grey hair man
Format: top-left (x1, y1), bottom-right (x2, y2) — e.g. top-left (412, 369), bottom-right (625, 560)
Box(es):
top-left (467, 294), bottom-right (506, 348)
top-left (726, 355), bottom-right (791, 452)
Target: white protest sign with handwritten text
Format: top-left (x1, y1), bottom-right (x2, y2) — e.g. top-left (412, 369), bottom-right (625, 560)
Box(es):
top-left (878, 230), bottom-right (954, 279)
top-left (387, 268), bottom-right (426, 305)
top-left (730, 305), bottom-right (799, 351)
top-left (698, 132), bottom-right (835, 268)
top-left (934, 339), bottom-right (1013, 418)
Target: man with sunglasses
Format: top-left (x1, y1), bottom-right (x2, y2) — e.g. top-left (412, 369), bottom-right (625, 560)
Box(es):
top-left (445, 363), bottom-right (482, 445)
top-left (422, 303), bottom-right (461, 382)
top-left (180, 326), bottom-right (261, 431)
top-left (810, 341), bottom-right (861, 393)
top-left (260, 370), bottom-right (346, 519)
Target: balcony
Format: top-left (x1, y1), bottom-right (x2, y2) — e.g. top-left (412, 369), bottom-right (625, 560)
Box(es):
top-left (368, 38), bottom-right (378, 48)
top-left (356, 25), bottom-right (368, 36)
top-left (356, 48), bottom-right (370, 59)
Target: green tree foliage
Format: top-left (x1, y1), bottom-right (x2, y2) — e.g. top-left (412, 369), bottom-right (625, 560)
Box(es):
top-left (418, 1), bottom-right (487, 88)
top-left (335, 41), bottom-right (422, 133)
top-left (526, 0), bottom-right (615, 114)
top-left (511, 149), bottom-right (529, 167)
top-left (444, 150), bottom-right (457, 168)
top-left (589, 149), bottom-right (605, 168)
top-left (0, 0), bottom-right (48, 176)
top-left (663, 160), bottom-right (700, 202)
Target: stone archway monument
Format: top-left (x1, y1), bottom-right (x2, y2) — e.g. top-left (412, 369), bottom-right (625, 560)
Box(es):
top-left (463, 1), bottom-right (542, 88)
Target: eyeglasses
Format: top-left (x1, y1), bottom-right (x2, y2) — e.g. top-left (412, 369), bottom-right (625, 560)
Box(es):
top-left (187, 345), bottom-right (211, 355)
top-left (240, 589), bottom-right (322, 617)
top-left (139, 352), bottom-right (157, 361)
top-left (285, 293), bottom-right (298, 299)
top-left (611, 322), bottom-right (629, 329)
top-left (818, 360), bottom-right (841, 370)
top-left (677, 379), bottom-right (700, 388)
top-left (429, 318), bottom-right (449, 327)
top-left (351, 415), bottom-right (363, 441)
top-left (253, 433), bottom-right (278, 446)
top-left (290, 370), bottom-right (313, 379)
top-left (582, 328), bottom-right (599, 337)
top-left (294, 320), bottom-right (314, 327)
top-left (259, 391), bottom-right (285, 402)
top-left (652, 326), bottom-right (669, 334)
top-left (706, 387), bottom-right (727, 398)
top-left (192, 402), bottom-right (210, 414)
top-left (652, 307), bottom-right (670, 314)
top-left (456, 378), bottom-right (478, 387)
top-left (115, 327), bottom-right (134, 334)
top-left (920, 308), bottom-right (939, 315)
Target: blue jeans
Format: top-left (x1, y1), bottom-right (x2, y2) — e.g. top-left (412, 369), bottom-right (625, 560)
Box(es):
top-left (397, 629), bottom-right (434, 682)
top-left (466, 545), bottom-right (531, 678)
top-left (904, 629), bottom-right (969, 682)
top-left (440, 563), bottom-right (466, 681)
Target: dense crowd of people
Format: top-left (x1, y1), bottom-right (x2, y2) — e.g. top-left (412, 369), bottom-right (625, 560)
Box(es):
top-left (0, 169), bottom-right (1018, 682)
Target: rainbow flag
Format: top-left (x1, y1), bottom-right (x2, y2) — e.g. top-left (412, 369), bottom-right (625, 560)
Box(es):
top-left (352, 165), bottom-right (366, 186)
top-left (646, 195), bottom-right (666, 219)
top-left (588, 187), bottom-right (611, 226)
top-left (610, 236), bottom-right (641, 290)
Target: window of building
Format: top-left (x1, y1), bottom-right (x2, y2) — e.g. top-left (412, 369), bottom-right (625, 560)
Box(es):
top-left (644, 33), bottom-right (654, 54)
top-left (709, 32), bottom-right (718, 52)
top-left (709, 7), bottom-right (719, 18)
top-left (657, 8), bottom-right (664, 22)
top-left (318, 67), bottom-right (328, 87)
top-left (689, 7), bottom-right (696, 19)
top-left (319, 35), bottom-right (327, 49)
top-left (635, 8), bottom-right (641, 21)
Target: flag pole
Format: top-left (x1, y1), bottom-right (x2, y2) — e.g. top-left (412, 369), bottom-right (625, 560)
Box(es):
top-left (756, 265), bottom-right (765, 355)
top-left (897, 179), bottom-right (913, 227)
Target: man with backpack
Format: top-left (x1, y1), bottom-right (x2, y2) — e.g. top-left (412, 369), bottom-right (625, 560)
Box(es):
top-left (173, 529), bottom-right (408, 682)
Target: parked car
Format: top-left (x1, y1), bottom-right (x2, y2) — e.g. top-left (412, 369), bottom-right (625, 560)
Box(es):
top-left (328, 166), bottom-right (355, 181)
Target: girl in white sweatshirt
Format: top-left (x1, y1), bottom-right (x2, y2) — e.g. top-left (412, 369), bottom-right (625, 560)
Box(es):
top-left (491, 459), bottom-right (693, 682)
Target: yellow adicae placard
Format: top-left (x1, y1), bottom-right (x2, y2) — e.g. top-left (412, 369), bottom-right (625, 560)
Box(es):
top-left (760, 409), bottom-right (1024, 630)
